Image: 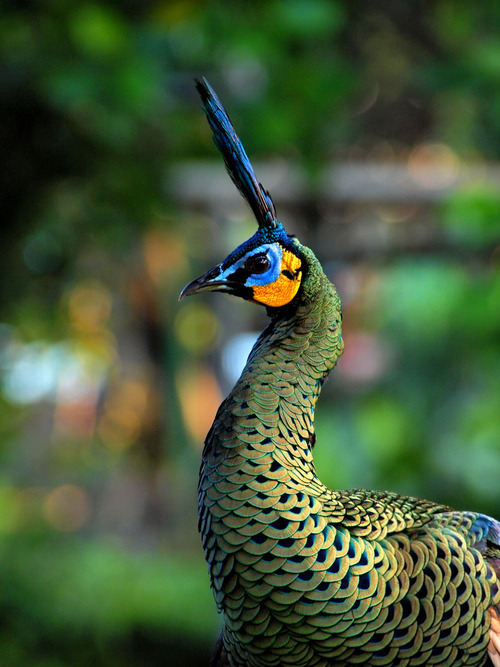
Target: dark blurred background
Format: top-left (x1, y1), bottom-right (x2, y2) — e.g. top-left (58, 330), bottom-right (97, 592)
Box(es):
top-left (1, 1), bottom-right (499, 664)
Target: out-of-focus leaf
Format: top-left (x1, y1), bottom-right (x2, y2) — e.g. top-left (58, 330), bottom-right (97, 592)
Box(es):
top-left (441, 187), bottom-right (500, 248)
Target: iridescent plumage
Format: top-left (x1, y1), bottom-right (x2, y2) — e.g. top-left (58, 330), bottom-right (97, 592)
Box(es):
top-left (181, 79), bottom-right (500, 667)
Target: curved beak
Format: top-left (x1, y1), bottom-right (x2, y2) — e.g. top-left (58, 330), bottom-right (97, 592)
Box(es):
top-left (179, 264), bottom-right (234, 301)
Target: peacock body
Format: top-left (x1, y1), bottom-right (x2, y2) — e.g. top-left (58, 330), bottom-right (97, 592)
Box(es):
top-left (180, 79), bottom-right (500, 667)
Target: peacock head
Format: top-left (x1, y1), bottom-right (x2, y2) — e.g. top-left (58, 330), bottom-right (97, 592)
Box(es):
top-left (179, 221), bottom-right (304, 308)
top-left (180, 79), bottom-right (308, 310)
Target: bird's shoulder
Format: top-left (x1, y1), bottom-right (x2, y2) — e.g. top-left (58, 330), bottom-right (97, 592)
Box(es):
top-left (319, 487), bottom-right (450, 540)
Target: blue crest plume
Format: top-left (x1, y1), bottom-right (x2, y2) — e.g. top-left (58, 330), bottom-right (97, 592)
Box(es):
top-left (195, 78), bottom-right (278, 230)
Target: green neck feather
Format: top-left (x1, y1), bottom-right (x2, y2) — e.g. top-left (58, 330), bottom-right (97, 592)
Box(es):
top-left (204, 246), bottom-right (343, 475)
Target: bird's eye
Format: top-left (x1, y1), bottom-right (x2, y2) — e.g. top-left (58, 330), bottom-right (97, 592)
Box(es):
top-left (245, 254), bottom-right (271, 274)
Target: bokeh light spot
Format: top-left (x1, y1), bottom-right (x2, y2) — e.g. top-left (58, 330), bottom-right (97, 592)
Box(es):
top-left (177, 365), bottom-right (222, 445)
top-left (98, 378), bottom-right (151, 450)
top-left (408, 142), bottom-right (460, 188)
top-left (174, 302), bottom-right (218, 354)
top-left (43, 485), bottom-right (91, 532)
top-left (143, 229), bottom-right (187, 285)
top-left (68, 281), bottom-right (113, 334)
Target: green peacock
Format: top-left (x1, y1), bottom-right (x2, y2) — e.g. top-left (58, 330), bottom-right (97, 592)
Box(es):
top-left (180, 79), bottom-right (500, 667)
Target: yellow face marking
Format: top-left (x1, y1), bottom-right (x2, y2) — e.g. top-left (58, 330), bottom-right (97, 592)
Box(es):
top-left (252, 249), bottom-right (302, 307)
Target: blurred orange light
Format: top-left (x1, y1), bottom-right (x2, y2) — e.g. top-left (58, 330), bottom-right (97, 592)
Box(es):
top-left (43, 484), bottom-right (91, 532)
top-left (67, 281), bottom-right (113, 334)
top-left (177, 365), bottom-right (222, 445)
top-left (98, 378), bottom-right (151, 450)
top-left (143, 229), bottom-right (187, 285)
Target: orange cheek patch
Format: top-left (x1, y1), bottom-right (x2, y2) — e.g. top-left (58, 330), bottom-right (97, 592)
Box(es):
top-left (253, 249), bottom-right (302, 308)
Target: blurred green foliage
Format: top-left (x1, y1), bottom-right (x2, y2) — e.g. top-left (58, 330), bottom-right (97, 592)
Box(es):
top-left (0, 535), bottom-right (214, 665)
top-left (1, 0), bottom-right (500, 664)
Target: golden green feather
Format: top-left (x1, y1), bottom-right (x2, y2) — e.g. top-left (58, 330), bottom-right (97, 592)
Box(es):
top-left (182, 79), bottom-right (500, 667)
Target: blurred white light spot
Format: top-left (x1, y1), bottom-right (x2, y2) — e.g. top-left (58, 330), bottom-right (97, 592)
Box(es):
top-left (1, 340), bottom-right (104, 405)
top-left (407, 143), bottom-right (460, 189)
top-left (3, 342), bottom-right (60, 403)
top-left (222, 333), bottom-right (258, 386)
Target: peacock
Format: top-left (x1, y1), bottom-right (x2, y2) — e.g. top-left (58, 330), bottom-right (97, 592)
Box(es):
top-left (180, 79), bottom-right (500, 667)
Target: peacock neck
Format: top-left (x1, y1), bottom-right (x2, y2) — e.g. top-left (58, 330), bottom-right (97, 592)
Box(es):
top-left (204, 254), bottom-right (343, 476)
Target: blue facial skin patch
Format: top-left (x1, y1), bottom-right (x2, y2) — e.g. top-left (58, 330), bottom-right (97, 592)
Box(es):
top-left (218, 243), bottom-right (283, 287)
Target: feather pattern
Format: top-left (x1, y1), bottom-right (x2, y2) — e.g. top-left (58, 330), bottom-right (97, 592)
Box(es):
top-left (184, 80), bottom-right (500, 667)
